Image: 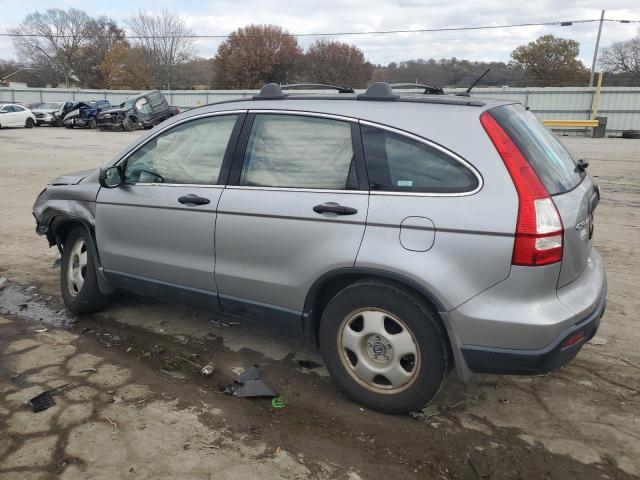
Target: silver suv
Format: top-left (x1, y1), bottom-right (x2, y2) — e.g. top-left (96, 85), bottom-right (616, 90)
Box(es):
top-left (33, 83), bottom-right (606, 413)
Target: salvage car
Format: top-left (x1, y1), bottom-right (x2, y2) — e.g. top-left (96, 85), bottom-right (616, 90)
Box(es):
top-left (33, 82), bottom-right (606, 414)
top-left (0, 103), bottom-right (37, 128)
top-left (96, 90), bottom-right (179, 131)
top-left (63, 100), bottom-right (111, 129)
top-left (32, 101), bottom-right (75, 127)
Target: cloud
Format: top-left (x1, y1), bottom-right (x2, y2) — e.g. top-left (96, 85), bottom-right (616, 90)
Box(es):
top-left (1, 0), bottom-right (639, 66)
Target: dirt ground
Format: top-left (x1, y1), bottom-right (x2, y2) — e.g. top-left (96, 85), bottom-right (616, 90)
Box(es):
top-left (1, 126), bottom-right (639, 479)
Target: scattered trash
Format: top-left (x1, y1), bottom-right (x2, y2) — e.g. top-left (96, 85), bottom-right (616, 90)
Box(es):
top-left (18, 303), bottom-right (28, 311)
top-left (219, 366), bottom-right (277, 398)
top-left (498, 398), bottom-right (510, 404)
top-left (210, 319), bottom-right (231, 327)
top-left (27, 391), bottom-right (56, 412)
top-left (103, 416), bottom-right (118, 430)
top-left (201, 365), bottom-right (215, 377)
top-left (0, 277), bottom-right (6, 290)
top-left (34, 328), bottom-right (49, 333)
top-left (297, 359), bottom-right (321, 370)
top-left (409, 404), bottom-right (440, 420)
top-left (26, 384), bottom-right (70, 412)
top-left (78, 368), bottom-right (97, 374)
top-left (589, 337), bottom-right (608, 346)
top-left (271, 396), bottom-right (287, 409)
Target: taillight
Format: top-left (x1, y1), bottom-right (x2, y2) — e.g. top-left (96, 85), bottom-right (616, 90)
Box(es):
top-left (480, 111), bottom-right (563, 266)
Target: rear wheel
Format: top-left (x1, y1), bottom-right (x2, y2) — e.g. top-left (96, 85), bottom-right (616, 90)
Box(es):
top-left (319, 280), bottom-right (449, 413)
top-left (60, 227), bottom-right (110, 314)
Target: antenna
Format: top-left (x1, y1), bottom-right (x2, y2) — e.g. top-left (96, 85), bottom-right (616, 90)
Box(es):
top-left (456, 68), bottom-right (490, 97)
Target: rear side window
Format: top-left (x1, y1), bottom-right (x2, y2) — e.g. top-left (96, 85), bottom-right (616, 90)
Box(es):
top-left (489, 104), bottom-right (582, 195)
top-left (240, 114), bottom-right (357, 190)
top-left (361, 125), bottom-right (479, 193)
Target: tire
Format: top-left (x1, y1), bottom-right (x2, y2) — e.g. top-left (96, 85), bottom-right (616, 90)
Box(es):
top-left (319, 280), bottom-right (449, 414)
top-left (88, 118), bottom-right (97, 129)
top-left (64, 124), bottom-right (73, 129)
top-left (60, 227), bottom-right (110, 314)
top-left (25, 118), bottom-right (35, 128)
top-left (622, 130), bottom-right (640, 139)
top-left (53, 117), bottom-right (62, 127)
top-left (122, 117), bottom-right (137, 132)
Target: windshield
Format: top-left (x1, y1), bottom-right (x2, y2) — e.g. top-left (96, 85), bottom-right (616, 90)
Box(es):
top-left (120, 100), bottom-right (134, 109)
top-left (490, 104), bottom-right (583, 195)
top-left (38, 102), bottom-right (63, 110)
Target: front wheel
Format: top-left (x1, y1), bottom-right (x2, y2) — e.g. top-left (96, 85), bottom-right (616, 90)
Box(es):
top-left (319, 280), bottom-right (449, 413)
top-left (60, 227), bottom-right (110, 314)
top-left (25, 117), bottom-right (35, 128)
top-left (122, 117), bottom-right (137, 131)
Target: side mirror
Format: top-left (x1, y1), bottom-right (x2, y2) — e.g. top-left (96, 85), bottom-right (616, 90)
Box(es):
top-left (99, 166), bottom-right (123, 188)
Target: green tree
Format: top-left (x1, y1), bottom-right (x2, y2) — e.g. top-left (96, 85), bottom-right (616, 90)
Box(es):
top-left (510, 35), bottom-right (589, 86)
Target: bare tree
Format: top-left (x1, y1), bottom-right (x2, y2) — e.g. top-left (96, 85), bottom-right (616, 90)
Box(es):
top-left (600, 36), bottom-right (640, 80)
top-left (126, 10), bottom-right (198, 89)
top-left (214, 24), bottom-right (302, 89)
top-left (10, 8), bottom-right (91, 86)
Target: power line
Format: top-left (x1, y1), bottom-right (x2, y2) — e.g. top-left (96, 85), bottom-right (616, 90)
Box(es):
top-left (1, 18), bottom-right (639, 40)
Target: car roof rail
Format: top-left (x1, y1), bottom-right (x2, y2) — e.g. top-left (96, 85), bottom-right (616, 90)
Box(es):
top-left (281, 83), bottom-right (355, 94)
top-left (389, 83), bottom-right (445, 95)
top-left (357, 82), bottom-right (400, 101)
top-left (253, 83), bottom-right (287, 100)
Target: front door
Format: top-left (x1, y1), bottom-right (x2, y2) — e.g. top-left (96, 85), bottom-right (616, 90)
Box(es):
top-left (96, 112), bottom-right (244, 303)
top-left (214, 112), bottom-right (369, 325)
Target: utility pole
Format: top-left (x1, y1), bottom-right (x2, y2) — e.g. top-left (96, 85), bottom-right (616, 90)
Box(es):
top-left (589, 10), bottom-right (605, 87)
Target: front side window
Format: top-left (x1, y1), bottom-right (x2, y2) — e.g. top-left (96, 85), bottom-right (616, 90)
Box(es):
top-left (124, 114), bottom-right (238, 185)
top-left (361, 125), bottom-right (479, 193)
top-left (135, 98), bottom-right (152, 114)
top-left (240, 114), bottom-right (356, 190)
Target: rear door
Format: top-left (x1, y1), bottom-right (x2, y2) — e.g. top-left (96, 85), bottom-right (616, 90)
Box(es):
top-left (490, 104), bottom-right (596, 287)
top-left (96, 112), bottom-right (244, 298)
top-left (214, 111), bottom-right (369, 322)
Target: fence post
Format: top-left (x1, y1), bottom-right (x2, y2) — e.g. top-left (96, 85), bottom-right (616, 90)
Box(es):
top-left (524, 89), bottom-right (530, 108)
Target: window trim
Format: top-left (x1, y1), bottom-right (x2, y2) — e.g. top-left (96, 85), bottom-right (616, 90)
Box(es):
top-left (359, 120), bottom-right (483, 197)
top-left (114, 110), bottom-right (247, 187)
top-left (226, 110), bottom-right (369, 192)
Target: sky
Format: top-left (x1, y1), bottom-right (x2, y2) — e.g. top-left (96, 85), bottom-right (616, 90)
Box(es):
top-left (1, 0), bottom-right (639, 67)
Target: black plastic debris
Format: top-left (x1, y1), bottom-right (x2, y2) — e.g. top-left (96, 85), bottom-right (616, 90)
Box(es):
top-left (26, 384), bottom-right (70, 413)
top-left (219, 366), bottom-right (277, 398)
top-left (28, 391), bottom-right (56, 412)
top-left (297, 360), bottom-right (321, 370)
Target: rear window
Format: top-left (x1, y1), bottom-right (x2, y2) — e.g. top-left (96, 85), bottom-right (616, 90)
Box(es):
top-left (490, 104), bottom-right (583, 195)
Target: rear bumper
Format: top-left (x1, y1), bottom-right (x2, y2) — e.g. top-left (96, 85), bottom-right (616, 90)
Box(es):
top-left (460, 284), bottom-right (605, 374)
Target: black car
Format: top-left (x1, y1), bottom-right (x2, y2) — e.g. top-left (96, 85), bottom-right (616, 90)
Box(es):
top-left (96, 90), bottom-right (179, 131)
top-left (62, 100), bottom-right (111, 129)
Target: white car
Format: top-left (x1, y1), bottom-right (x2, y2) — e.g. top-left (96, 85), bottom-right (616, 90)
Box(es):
top-left (0, 103), bottom-right (37, 129)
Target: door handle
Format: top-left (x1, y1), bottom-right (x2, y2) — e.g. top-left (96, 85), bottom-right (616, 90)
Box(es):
top-left (313, 203), bottom-right (358, 215)
top-left (178, 194), bottom-right (210, 205)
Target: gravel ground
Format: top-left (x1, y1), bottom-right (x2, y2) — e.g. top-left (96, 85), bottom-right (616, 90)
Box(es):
top-left (0, 126), bottom-right (639, 479)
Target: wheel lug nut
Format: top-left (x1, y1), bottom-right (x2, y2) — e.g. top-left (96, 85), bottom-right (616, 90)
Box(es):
top-left (367, 343), bottom-right (372, 347)
top-left (375, 336), bottom-right (380, 341)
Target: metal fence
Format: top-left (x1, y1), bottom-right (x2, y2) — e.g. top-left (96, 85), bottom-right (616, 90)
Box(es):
top-left (2, 86), bottom-right (639, 134)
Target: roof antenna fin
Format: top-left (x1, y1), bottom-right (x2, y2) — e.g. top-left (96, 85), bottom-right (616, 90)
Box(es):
top-left (456, 68), bottom-right (490, 97)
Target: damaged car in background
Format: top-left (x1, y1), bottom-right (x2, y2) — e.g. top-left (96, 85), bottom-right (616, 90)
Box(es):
top-left (96, 90), bottom-right (179, 131)
top-left (31, 101), bottom-right (75, 127)
top-left (62, 100), bottom-right (111, 129)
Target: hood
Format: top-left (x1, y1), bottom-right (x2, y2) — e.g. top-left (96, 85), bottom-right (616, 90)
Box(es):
top-left (98, 107), bottom-right (125, 116)
top-left (50, 169), bottom-right (98, 186)
top-left (32, 108), bottom-right (59, 114)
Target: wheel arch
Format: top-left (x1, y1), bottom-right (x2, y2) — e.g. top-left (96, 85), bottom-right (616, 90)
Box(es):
top-left (302, 267), bottom-right (471, 380)
top-left (48, 215), bottom-right (114, 294)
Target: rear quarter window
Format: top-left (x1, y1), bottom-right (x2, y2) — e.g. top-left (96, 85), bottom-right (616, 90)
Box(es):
top-left (361, 125), bottom-right (479, 193)
top-left (489, 104), bottom-right (583, 195)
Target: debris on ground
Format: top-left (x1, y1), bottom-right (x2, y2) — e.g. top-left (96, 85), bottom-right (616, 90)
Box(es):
top-left (297, 359), bottom-right (322, 370)
top-left (201, 365), bottom-right (215, 376)
top-left (50, 258), bottom-right (61, 269)
top-left (219, 366), bottom-right (277, 398)
top-left (34, 328), bottom-right (49, 333)
top-left (409, 404), bottom-right (440, 420)
top-left (0, 277), bottom-right (6, 290)
top-left (271, 396), bottom-right (287, 409)
top-left (18, 303), bottom-right (28, 310)
top-left (25, 384), bottom-right (70, 412)
top-left (78, 368), bottom-right (97, 374)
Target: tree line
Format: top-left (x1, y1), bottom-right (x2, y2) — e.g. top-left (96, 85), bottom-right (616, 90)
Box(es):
top-left (2, 8), bottom-right (639, 90)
